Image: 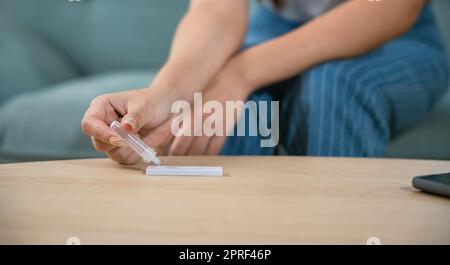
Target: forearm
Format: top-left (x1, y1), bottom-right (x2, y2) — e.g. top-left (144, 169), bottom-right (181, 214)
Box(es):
top-left (233, 0), bottom-right (427, 90)
top-left (152, 0), bottom-right (248, 101)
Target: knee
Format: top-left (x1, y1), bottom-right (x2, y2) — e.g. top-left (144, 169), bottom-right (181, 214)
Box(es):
top-left (295, 61), bottom-right (389, 156)
top-left (298, 60), bottom-right (377, 113)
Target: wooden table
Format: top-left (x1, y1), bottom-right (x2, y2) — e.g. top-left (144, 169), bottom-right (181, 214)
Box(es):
top-left (0, 157), bottom-right (449, 244)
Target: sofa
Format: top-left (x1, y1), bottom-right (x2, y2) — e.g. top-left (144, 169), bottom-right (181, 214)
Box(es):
top-left (0, 0), bottom-right (449, 163)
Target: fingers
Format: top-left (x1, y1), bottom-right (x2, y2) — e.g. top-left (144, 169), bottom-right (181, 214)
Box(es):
top-left (120, 97), bottom-right (152, 133)
top-left (141, 118), bottom-right (174, 148)
top-left (165, 116), bottom-right (192, 155)
top-left (91, 137), bottom-right (115, 153)
top-left (121, 116), bottom-right (139, 134)
top-left (168, 112), bottom-right (197, 155)
top-left (206, 136), bottom-right (226, 155)
top-left (81, 96), bottom-right (119, 144)
top-left (169, 135), bottom-right (194, 156)
top-left (168, 109), bottom-right (221, 155)
top-left (106, 146), bottom-right (140, 165)
top-left (170, 135), bottom-right (222, 156)
top-left (187, 136), bottom-right (211, 155)
top-left (91, 135), bottom-right (127, 152)
top-left (139, 117), bottom-right (174, 157)
top-left (82, 90), bottom-right (177, 164)
top-left (81, 115), bottom-right (116, 144)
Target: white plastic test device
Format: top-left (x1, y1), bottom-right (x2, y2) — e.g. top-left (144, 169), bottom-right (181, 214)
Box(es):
top-left (145, 166), bottom-right (223, 177)
top-left (110, 121), bottom-right (223, 177)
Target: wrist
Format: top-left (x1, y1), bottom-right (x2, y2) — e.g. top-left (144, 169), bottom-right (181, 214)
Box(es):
top-left (225, 55), bottom-right (258, 96)
top-left (145, 77), bottom-right (181, 104)
top-left (149, 67), bottom-right (205, 103)
top-left (227, 51), bottom-right (260, 95)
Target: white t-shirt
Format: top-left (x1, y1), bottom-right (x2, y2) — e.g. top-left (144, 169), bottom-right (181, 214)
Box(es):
top-left (261, 0), bottom-right (345, 22)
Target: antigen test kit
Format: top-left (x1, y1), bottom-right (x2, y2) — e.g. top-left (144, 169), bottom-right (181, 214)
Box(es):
top-left (110, 121), bottom-right (223, 177)
top-left (110, 121), bottom-right (161, 165)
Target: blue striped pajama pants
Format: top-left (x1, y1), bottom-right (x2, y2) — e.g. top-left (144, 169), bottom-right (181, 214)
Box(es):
top-left (220, 4), bottom-right (449, 157)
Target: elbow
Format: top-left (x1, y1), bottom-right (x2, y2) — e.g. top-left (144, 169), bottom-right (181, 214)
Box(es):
top-left (390, 1), bottom-right (426, 37)
top-left (188, 0), bottom-right (248, 24)
top-left (360, 3), bottom-right (425, 55)
top-left (394, 12), bottom-right (420, 37)
top-left (186, 1), bottom-right (248, 36)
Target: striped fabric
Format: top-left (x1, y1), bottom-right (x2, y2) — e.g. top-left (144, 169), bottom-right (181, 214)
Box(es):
top-left (220, 4), bottom-right (449, 157)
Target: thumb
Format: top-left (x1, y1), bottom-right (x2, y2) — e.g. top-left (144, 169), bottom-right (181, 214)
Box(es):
top-left (121, 101), bottom-right (150, 133)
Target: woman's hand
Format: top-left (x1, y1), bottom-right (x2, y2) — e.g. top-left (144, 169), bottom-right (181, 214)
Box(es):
top-left (81, 87), bottom-right (175, 165)
top-left (168, 61), bottom-right (254, 156)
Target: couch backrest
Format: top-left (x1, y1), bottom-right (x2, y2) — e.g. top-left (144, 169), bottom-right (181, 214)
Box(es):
top-left (1, 0), bottom-right (449, 80)
top-left (432, 0), bottom-right (450, 48)
top-left (0, 0), bottom-right (189, 74)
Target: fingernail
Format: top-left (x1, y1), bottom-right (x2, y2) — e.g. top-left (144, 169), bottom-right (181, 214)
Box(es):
top-left (109, 136), bottom-right (126, 147)
top-left (122, 116), bottom-right (138, 131)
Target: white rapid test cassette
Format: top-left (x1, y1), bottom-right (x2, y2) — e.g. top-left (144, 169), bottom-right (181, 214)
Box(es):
top-left (110, 121), bottom-right (223, 177)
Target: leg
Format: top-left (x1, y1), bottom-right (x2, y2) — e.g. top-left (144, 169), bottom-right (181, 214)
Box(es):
top-left (220, 92), bottom-right (278, 155)
top-left (220, 4), bottom-right (299, 155)
top-left (282, 7), bottom-right (448, 157)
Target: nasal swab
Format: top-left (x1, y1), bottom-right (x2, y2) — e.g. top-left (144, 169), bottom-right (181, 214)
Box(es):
top-left (110, 121), bottom-right (161, 165)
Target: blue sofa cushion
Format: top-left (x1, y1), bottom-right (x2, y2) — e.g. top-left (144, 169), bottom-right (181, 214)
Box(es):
top-left (0, 70), bottom-right (155, 163)
top-left (1, 0), bottom-right (188, 74)
top-left (0, 18), bottom-right (80, 105)
top-left (387, 91), bottom-right (450, 160)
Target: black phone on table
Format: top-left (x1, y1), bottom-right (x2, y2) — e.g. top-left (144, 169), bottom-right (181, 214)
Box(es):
top-left (412, 172), bottom-right (450, 198)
